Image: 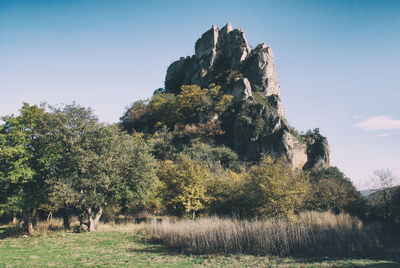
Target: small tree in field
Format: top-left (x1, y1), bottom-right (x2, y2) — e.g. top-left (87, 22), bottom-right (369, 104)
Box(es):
top-left (245, 156), bottom-right (309, 220)
top-left (158, 155), bottom-right (210, 219)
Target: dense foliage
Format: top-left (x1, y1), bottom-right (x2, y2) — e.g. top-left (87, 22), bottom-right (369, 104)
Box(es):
top-left (120, 84), bottom-right (234, 144)
top-left (1, 95), bottom-right (369, 233)
top-left (304, 167), bottom-right (362, 214)
top-left (1, 103), bottom-right (158, 232)
top-left (245, 157), bottom-right (310, 219)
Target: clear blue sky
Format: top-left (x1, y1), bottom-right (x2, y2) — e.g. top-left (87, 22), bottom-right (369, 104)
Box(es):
top-left (1, 0), bottom-right (399, 189)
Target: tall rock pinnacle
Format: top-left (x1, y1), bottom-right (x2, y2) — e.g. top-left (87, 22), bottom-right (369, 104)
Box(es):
top-left (164, 23), bottom-right (330, 169)
top-left (165, 23), bottom-right (284, 117)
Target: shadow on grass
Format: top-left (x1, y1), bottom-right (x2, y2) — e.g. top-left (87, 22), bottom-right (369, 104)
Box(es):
top-left (292, 256), bottom-right (400, 268)
top-left (0, 224), bottom-right (67, 240)
top-left (0, 226), bottom-right (6, 236)
top-left (128, 237), bottom-right (400, 267)
top-left (0, 225), bottom-right (24, 239)
top-left (129, 237), bottom-right (186, 256)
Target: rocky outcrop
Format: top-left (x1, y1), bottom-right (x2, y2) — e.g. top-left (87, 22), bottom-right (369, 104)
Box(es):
top-left (165, 23), bottom-right (281, 111)
top-left (303, 133), bottom-right (331, 170)
top-left (164, 23), bottom-right (330, 170)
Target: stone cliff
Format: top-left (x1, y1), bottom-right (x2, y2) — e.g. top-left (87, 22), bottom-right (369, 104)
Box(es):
top-left (165, 23), bottom-right (330, 170)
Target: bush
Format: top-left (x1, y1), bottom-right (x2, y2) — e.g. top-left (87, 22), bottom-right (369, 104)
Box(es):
top-left (182, 142), bottom-right (241, 172)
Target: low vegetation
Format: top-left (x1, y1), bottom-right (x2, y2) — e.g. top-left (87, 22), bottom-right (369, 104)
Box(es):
top-left (0, 219), bottom-right (399, 267)
top-left (148, 211), bottom-right (380, 256)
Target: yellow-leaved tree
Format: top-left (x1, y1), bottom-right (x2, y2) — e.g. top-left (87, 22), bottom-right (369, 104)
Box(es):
top-left (245, 156), bottom-right (310, 220)
top-left (157, 155), bottom-right (210, 219)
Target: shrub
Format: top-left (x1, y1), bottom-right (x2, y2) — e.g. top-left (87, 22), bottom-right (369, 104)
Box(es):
top-left (182, 142), bottom-right (240, 172)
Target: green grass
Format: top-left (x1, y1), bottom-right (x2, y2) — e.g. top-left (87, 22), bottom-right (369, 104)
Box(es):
top-left (0, 226), bottom-right (399, 267)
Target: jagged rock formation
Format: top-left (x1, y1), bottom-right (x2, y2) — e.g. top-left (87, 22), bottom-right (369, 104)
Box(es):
top-left (165, 23), bottom-right (283, 116)
top-left (165, 23), bottom-right (330, 169)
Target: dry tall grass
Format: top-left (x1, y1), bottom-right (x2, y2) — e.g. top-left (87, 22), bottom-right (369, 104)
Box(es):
top-left (148, 211), bottom-right (382, 256)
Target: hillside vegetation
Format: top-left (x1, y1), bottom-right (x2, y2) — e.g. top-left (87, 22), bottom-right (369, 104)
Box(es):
top-left (1, 100), bottom-right (364, 233)
top-left (1, 96), bottom-right (400, 268)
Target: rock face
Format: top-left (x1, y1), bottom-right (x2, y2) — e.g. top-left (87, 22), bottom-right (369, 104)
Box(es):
top-left (303, 133), bottom-right (331, 170)
top-left (165, 23), bottom-right (282, 110)
top-left (165, 23), bottom-right (330, 170)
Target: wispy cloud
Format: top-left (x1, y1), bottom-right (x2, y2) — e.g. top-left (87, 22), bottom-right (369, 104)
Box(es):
top-left (377, 133), bottom-right (391, 137)
top-left (355, 116), bottom-right (400, 131)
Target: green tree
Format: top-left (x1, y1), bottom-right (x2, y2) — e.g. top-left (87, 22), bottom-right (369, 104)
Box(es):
top-left (0, 103), bottom-right (55, 233)
top-left (119, 100), bottom-right (149, 132)
top-left (148, 93), bottom-right (178, 129)
top-left (44, 103), bottom-right (101, 230)
top-left (46, 104), bottom-right (158, 231)
top-left (116, 130), bottom-right (159, 215)
top-left (206, 169), bottom-right (247, 217)
top-left (305, 167), bottom-right (361, 214)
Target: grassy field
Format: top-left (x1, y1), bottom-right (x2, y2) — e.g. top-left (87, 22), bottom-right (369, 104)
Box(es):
top-left (0, 224), bottom-right (399, 267)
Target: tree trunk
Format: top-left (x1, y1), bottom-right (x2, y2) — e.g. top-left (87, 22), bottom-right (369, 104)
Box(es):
top-left (33, 209), bottom-right (39, 229)
top-left (26, 220), bottom-right (34, 235)
top-left (78, 212), bottom-right (84, 226)
top-left (88, 207), bottom-right (103, 232)
top-left (192, 210), bottom-right (196, 220)
top-left (62, 208), bottom-right (71, 231)
top-left (12, 212), bottom-right (17, 225)
top-left (47, 211), bottom-right (53, 224)
top-left (22, 209), bottom-right (35, 235)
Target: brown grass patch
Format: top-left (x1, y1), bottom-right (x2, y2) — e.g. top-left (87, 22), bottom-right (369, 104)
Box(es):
top-left (147, 211), bottom-right (382, 256)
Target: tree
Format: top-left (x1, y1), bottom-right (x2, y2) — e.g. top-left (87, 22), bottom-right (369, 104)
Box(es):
top-left (206, 168), bottom-right (247, 217)
top-left (0, 103), bottom-right (55, 233)
top-left (245, 156), bottom-right (309, 219)
top-left (44, 103), bottom-right (101, 230)
top-left (157, 155), bottom-right (210, 219)
top-left (305, 167), bottom-right (361, 214)
top-left (148, 93), bottom-right (178, 129)
top-left (372, 168), bottom-right (398, 191)
top-left (46, 104), bottom-right (158, 231)
top-left (116, 130), bottom-right (159, 215)
top-left (119, 100), bottom-right (149, 132)
top-left (369, 168), bottom-right (399, 221)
